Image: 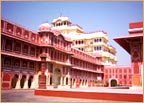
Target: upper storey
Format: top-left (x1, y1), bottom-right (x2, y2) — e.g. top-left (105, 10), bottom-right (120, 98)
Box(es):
top-left (52, 17), bottom-right (72, 26)
top-left (51, 16), bottom-right (84, 34)
top-left (1, 18), bottom-right (39, 46)
top-left (1, 18), bottom-right (102, 65)
top-left (1, 18), bottom-right (71, 45)
top-left (1, 18), bottom-right (72, 55)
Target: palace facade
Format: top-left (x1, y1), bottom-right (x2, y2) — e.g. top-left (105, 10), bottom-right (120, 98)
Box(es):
top-left (1, 17), bottom-right (142, 90)
top-left (52, 17), bottom-right (117, 66)
top-left (1, 18), bottom-right (104, 89)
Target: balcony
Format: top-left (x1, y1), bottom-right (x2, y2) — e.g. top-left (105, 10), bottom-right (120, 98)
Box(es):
top-left (1, 50), bottom-right (39, 61)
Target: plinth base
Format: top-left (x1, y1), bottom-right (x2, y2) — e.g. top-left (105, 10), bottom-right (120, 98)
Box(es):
top-left (35, 89), bottom-right (143, 102)
top-left (130, 86), bottom-right (143, 90)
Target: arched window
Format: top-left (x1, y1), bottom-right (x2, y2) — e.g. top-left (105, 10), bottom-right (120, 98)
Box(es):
top-left (22, 60), bottom-right (27, 68)
top-left (4, 57), bottom-right (11, 67)
top-left (81, 40), bottom-right (84, 44)
top-left (99, 46), bottom-right (101, 50)
top-left (5, 39), bottom-right (12, 51)
top-left (30, 47), bottom-right (35, 56)
top-left (14, 42), bottom-right (21, 53)
top-left (94, 39), bottom-right (97, 43)
top-left (76, 41), bottom-right (78, 45)
top-left (81, 48), bottom-right (84, 51)
top-left (23, 44), bottom-right (28, 54)
top-left (99, 38), bottom-right (102, 42)
top-left (79, 41), bottom-right (81, 45)
top-left (64, 21), bottom-right (66, 25)
top-left (94, 47), bottom-right (97, 51)
top-left (29, 62), bottom-right (34, 69)
top-left (14, 59), bottom-right (20, 67)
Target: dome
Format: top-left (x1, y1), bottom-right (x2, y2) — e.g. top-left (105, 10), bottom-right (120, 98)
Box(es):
top-left (51, 28), bottom-right (61, 36)
top-left (38, 22), bottom-right (51, 32)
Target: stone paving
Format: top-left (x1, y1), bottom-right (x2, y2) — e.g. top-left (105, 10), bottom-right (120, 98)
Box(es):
top-left (1, 89), bottom-right (110, 102)
top-left (1, 87), bottom-right (143, 102)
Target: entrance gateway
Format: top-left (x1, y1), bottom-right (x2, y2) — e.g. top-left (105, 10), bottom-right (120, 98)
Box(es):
top-left (109, 78), bottom-right (118, 87)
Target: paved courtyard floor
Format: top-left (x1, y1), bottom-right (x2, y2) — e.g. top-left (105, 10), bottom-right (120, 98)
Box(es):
top-left (1, 89), bottom-right (109, 102)
top-left (1, 87), bottom-right (143, 102)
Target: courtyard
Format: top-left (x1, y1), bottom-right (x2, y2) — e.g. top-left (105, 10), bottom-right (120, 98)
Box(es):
top-left (1, 89), bottom-right (108, 102)
top-left (2, 87), bottom-right (143, 102)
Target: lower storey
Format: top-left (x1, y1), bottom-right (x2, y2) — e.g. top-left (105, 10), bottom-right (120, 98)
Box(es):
top-left (2, 71), bottom-right (103, 89)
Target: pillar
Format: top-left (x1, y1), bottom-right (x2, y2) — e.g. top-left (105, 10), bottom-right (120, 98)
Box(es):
top-left (31, 72), bottom-right (40, 89)
top-left (68, 77), bottom-right (71, 86)
top-left (141, 64), bottom-right (143, 89)
top-left (13, 25), bottom-right (17, 35)
top-left (45, 72), bottom-right (49, 88)
top-left (48, 75), bottom-right (50, 85)
top-left (60, 76), bottom-right (63, 86)
top-left (63, 76), bottom-right (66, 85)
top-left (23, 74), bottom-right (29, 89)
top-left (15, 73), bottom-right (21, 89)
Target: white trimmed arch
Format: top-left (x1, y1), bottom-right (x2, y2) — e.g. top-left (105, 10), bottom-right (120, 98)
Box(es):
top-left (109, 77), bottom-right (119, 87)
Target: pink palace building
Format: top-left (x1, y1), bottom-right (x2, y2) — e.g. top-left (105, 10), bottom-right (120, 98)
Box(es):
top-left (1, 17), bottom-right (143, 89)
top-left (1, 18), bottom-right (104, 89)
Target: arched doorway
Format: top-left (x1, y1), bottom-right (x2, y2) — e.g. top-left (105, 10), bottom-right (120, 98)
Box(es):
top-left (73, 79), bottom-right (75, 86)
top-left (82, 80), bottom-right (84, 86)
top-left (70, 78), bottom-right (72, 88)
top-left (110, 79), bottom-right (117, 87)
top-left (11, 74), bottom-right (19, 88)
top-left (28, 76), bottom-right (33, 88)
top-left (85, 80), bottom-right (87, 85)
top-left (20, 75), bottom-right (26, 88)
top-left (53, 68), bottom-right (61, 88)
top-left (50, 76), bottom-right (52, 85)
top-left (66, 77), bottom-right (68, 85)
top-left (80, 79), bottom-right (82, 87)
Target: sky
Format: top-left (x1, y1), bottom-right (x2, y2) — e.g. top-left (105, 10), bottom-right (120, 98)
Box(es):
top-left (1, 2), bottom-right (143, 66)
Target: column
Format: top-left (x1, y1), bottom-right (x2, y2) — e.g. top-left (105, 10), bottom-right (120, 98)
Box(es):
top-left (60, 76), bottom-right (63, 86)
top-left (13, 25), bottom-right (17, 35)
top-left (35, 62), bottom-right (39, 73)
top-left (68, 77), bottom-right (71, 86)
top-left (31, 73), bottom-right (38, 89)
top-left (15, 73), bottom-right (21, 89)
top-left (20, 43), bottom-right (23, 55)
top-left (141, 64), bottom-right (143, 88)
top-left (2, 38), bottom-right (4, 51)
top-left (28, 46), bottom-right (31, 56)
top-left (45, 73), bottom-right (49, 88)
top-left (63, 76), bottom-right (66, 85)
top-left (21, 28), bottom-right (24, 38)
top-left (67, 55), bottom-right (70, 64)
top-left (48, 75), bottom-right (50, 85)
top-left (23, 74), bottom-right (29, 89)
top-left (29, 32), bottom-right (32, 41)
top-left (3, 21), bottom-right (6, 32)
top-left (12, 40), bottom-right (15, 52)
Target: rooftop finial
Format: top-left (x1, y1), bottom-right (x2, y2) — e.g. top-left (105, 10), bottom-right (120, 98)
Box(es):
top-left (60, 12), bottom-right (62, 17)
top-left (43, 20), bottom-right (48, 23)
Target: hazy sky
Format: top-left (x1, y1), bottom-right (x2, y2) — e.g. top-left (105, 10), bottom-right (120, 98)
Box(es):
top-left (2, 2), bottom-right (142, 66)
